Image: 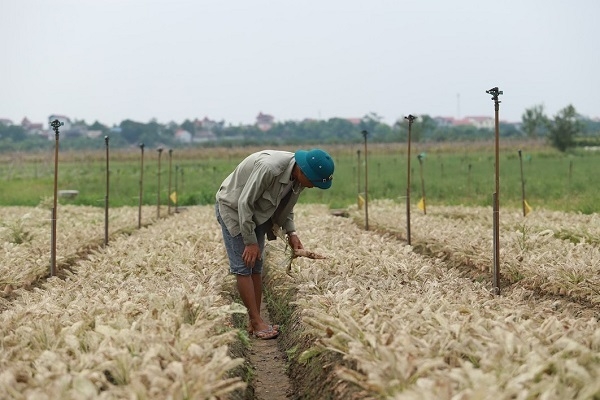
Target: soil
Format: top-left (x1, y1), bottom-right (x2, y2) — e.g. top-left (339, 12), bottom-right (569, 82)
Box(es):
top-left (246, 299), bottom-right (293, 400)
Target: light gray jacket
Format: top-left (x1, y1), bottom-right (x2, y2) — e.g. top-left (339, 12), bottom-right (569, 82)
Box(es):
top-left (216, 150), bottom-right (303, 245)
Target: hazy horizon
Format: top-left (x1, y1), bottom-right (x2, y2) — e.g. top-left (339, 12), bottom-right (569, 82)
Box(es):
top-left (2, 0), bottom-right (598, 128)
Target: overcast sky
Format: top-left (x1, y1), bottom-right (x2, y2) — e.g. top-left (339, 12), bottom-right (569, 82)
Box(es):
top-left (1, 0), bottom-right (598, 128)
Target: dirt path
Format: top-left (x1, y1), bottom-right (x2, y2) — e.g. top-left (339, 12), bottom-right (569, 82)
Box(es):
top-left (247, 298), bottom-right (292, 399)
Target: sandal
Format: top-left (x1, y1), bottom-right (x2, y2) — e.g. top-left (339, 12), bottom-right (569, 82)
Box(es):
top-left (254, 325), bottom-right (279, 340)
top-left (248, 324), bottom-right (279, 336)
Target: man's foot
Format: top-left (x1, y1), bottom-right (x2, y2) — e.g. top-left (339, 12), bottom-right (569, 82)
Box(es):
top-left (248, 323), bottom-right (279, 335)
top-left (254, 325), bottom-right (279, 340)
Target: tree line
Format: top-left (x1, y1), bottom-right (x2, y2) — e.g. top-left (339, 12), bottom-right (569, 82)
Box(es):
top-left (1, 104), bottom-right (598, 153)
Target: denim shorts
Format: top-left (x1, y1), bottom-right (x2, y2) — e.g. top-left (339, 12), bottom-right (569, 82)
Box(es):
top-left (216, 203), bottom-right (267, 276)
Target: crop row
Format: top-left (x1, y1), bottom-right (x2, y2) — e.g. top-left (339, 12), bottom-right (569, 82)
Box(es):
top-left (349, 200), bottom-right (600, 304)
top-left (0, 206), bottom-right (246, 398)
top-left (266, 204), bottom-right (600, 399)
top-left (0, 205), bottom-right (158, 300)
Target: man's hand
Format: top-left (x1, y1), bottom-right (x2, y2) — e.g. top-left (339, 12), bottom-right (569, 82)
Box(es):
top-left (288, 234), bottom-right (303, 251)
top-left (242, 243), bottom-right (261, 267)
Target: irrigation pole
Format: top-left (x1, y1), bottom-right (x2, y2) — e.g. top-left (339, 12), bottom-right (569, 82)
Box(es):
top-left (168, 149), bottom-right (173, 215)
top-left (405, 115), bottom-right (416, 245)
top-left (174, 164), bottom-right (179, 213)
top-left (518, 149), bottom-right (526, 217)
top-left (157, 148), bottom-right (163, 219)
top-left (486, 86), bottom-right (503, 295)
top-left (357, 149), bottom-right (361, 205)
top-left (104, 136), bottom-right (110, 247)
top-left (361, 130), bottom-right (369, 230)
top-left (49, 119), bottom-right (63, 277)
top-left (417, 153), bottom-right (426, 215)
top-left (138, 143), bottom-right (144, 229)
top-left (180, 167), bottom-right (184, 202)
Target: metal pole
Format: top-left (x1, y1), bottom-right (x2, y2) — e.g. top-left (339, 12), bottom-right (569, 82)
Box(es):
top-left (468, 164), bottom-right (472, 196)
top-left (568, 160), bottom-right (573, 188)
top-left (168, 149), bottom-right (173, 215)
top-left (418, 153), bottom-right (426, 215)
top-left (104, 136), bottom-right (109, 247)
top-left (138, 143), bottom-right (144, 229)
top-left (361, 130), bottom-right (369, 230)
top-left (181, 167), bottom-right (184, 202)
top-left (486, 86), bottom-right (503, 295)
top-left (405, 115), bottom-right (416, 245)
top-left (49, 119), bottom-right (63, 277)
top-left (157, 148), bottom-right (163, 219)
top-left (175, 164), bottom-right (179, 213)
top-left (357, 149), bottom-right (361, 198)
top-left (518, 149), bottom-right (526, 217)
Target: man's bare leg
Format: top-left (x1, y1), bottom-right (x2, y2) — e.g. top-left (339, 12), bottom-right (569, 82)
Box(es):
top-left (237, 274), bottom-right (271, 333)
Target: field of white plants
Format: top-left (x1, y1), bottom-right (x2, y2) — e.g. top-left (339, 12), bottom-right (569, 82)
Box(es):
top-left (0, 204), bottom-right (158, 303)
top-left (1, 202), bottom-right (599, 399)
top-left (0, 206), bottom-right (246, 399)
top-left (267, 203), bottom-right (600, 399)
top-left (349, 200), bottom-right (600, 304)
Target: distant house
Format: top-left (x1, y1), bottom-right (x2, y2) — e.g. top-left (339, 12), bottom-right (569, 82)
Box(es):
top-left (433, 116), bottom-right (455, 127)
top-left (463, 116), bottom-right (494, 129)
top-left (345, 118), bottom-right (362, 126)
top-left (433, 116), bottom-right (494, 129)
top-left (191, 117), bottom-right (218, 143)
top-left (48, 114), bottom-right (72, 131)
top-left (21, 117), bottom-right (44, 135)
top-left (0, 118), bottom-right (13, 126)
top-left (256, 112), bottom-right (274, 131)
top-left (194, 116), bottom-right (218, 131)
top-left (86, 130), bottom-right (104, 139)
top-left (174, 129), bottom-right (192, 143)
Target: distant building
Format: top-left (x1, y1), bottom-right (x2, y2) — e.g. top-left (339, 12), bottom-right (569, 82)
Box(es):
top-left (191, 116), bottom-right (218, 142)
top-left (463, 116), bottom-right (494, 129)
top-left (86, 130), bottom-right (104, 139)
top-left (433, 116), bottom-right (494, 129)
top-left (174, 128), bottom-right (192, 143)
top-left (194, 116), bottom-right (218, 131)
top-left (345, 118), bottom-right (361, 125)
top-left (256, 112), bottom-right (274, 131)
top-left (433, 116), bottom-right (455, 127)
top-left (0, 118), bottom-right (13, 126)
top-left (21, 117), bottom-right (44, 135)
